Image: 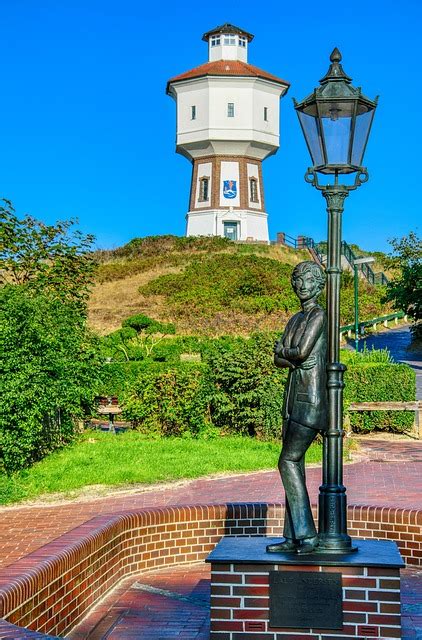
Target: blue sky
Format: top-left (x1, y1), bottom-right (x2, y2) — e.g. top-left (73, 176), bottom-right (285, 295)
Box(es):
top-left (0, 0), bottom-right (420, 252)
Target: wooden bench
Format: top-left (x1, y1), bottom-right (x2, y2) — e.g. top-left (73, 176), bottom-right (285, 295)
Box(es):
top-left (348, 401), bottom-right (422, 439)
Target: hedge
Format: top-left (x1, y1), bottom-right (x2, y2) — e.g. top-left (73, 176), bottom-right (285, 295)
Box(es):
top-left (344, 363), bottom-right (415, 432)
top-left (102, 343), bottom-right (416, 437)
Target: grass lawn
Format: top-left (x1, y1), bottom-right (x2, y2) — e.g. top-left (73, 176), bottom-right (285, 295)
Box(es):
top-left (0, 432), bottom-right (323, 506)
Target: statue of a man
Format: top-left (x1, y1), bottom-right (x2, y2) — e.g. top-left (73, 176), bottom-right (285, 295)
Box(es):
top-left (267, 261), bottom-right (327, 555)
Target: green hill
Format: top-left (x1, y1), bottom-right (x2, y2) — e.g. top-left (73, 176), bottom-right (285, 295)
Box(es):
top-left (88, 235), bottom-right (393, 336)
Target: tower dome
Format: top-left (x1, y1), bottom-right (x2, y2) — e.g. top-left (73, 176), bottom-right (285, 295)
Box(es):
top-left (166, 25), bottom-right (289, 242)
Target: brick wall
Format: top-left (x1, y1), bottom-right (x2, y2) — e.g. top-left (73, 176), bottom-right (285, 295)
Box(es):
top-left (0, 502), bottom-right (419, 639)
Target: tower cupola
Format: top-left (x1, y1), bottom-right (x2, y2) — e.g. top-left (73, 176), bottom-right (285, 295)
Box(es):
top-left (202, 23), bottom-right (254, 63)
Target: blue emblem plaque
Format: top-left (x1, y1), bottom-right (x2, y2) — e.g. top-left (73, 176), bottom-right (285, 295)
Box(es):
top-left (223, 180), bottom-right (237, 199)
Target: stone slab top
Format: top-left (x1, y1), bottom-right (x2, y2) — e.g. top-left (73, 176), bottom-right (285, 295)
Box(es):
top-left (206, 537), bottom-right (405, 568)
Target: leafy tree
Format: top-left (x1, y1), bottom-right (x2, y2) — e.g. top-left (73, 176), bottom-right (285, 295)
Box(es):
top-left (0, 199), bottom-right (96, 311)
top-left (0, 286), bottom-right (102, 473)
top-left (103, 314), bottom-right (176, 361)
top-left (384, 231), bottom-right (422, 339)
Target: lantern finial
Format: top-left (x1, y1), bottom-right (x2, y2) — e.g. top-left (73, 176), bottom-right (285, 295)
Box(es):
top-left (330, 47), bottom-right (342, 63)
top-left (319, 47), bottom-right (351, 84)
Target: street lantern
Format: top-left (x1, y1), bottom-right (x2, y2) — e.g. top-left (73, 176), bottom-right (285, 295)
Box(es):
top-left (294, 48), bottom-right (378, 175)
top-left (294, 49), bottom-right (378, 553)
top-left (353, 257), bottom-right (375, 353)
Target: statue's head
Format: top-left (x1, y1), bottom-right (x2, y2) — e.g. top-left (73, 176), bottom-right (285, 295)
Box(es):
top-left (291, 261), bottom-right (326, 302)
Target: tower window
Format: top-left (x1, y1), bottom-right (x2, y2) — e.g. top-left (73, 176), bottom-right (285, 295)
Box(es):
top-left (264, 107), bottom-right (268, 121)
top-left (223, 35), bottom-right (236, 45)
top-left (227, 103), bottom-right (235, 118)
top-left (210, 35), bottom-right (220, 46)
top-left (239, 36), bottom-right (247, 47)
top-left (191, 105), bottom-right (196, 120)
top-left (199, 177), bottom-right (209, 202)
top-left (250, 177), bottom-right (259, 203)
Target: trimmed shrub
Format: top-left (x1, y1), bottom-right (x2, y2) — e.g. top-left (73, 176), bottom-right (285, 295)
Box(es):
top-left (344, 363), bottom-right (415, 432)
top-left (122, 363), bottom-right (212, 437)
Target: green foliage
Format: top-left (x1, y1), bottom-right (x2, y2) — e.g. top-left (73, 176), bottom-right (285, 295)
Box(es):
top-left (384, 231), bottom-right (422, 339)
top-left (0, 286), bottom-right (102, 473)
top-left (0, 200), bottom-right (96, 312)
top-left (122, 364), bottom-right (212, 437)
top-left (140, 254), bottom-right (298, 316)
top-left (341, 346), bottom-right (393, 365)
top-left (204, 334), bottom-right (287, 440)
top-left (114, 234), bottom-right (231, 259)
top-left (344, 363), bottom-right (415, 432)
top-left (102, 314), bottom-right (176, 361)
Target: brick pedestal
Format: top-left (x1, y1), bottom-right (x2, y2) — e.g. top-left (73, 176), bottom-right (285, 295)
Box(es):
top-left (207, 538), bottom-right (404, 640)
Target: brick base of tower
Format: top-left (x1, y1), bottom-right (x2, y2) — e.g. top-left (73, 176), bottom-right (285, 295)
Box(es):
top-left (187, 155), bottom-right (269, 242)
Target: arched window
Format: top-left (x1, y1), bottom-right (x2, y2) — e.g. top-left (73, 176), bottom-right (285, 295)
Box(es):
top-left (199, 177), bottom-right (210, 202)
top-left (249, 177), bottom-right (259, 203)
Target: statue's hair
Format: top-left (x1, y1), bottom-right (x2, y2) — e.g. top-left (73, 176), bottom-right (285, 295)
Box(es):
top-left (291, 261), bottom-right (326, 292)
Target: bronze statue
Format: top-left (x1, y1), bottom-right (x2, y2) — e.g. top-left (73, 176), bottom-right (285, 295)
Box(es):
top-left (267, 261), bottom-right (327, 555)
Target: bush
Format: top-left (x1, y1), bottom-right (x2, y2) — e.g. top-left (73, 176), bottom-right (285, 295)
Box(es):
top-left (344, 363), bottom-right (415, 432)
top-left (140, 254), bottom-right (297, 317)
top-left (122, 364), bottom-right (212, 437)
top-left (204, 333), bottom-right (287, 440)
top-left (0, 286), bottom-right (102, 473)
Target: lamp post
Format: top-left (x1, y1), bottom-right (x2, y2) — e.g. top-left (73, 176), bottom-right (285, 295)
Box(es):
top-left (294, 48), bottom-right (378, 552)
top-left (353, 256), bottom-right (375, 352)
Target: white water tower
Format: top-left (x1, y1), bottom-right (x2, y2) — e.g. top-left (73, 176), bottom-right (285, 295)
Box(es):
top-left (166, 24), bottom-right (289, 242)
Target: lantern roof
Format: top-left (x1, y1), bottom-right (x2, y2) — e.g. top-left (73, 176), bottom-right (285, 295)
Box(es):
top-left (294, 48), bottom-right (378, 111)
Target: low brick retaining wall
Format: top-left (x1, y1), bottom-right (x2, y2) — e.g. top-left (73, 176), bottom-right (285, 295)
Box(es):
top-left (0, 503), bottom-right (420, 639)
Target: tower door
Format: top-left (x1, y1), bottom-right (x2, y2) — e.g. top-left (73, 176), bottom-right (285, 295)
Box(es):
top-left (223, 221), bottom-right (239, 241)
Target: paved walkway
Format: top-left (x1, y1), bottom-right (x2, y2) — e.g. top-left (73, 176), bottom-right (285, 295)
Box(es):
top-left (0, 439), bottom-right (421, 570)
top-left (67, 564), bottom-right (422, 640)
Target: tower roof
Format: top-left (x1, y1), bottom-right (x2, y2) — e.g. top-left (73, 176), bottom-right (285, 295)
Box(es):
top-left (202, 23), bottom-right (254, 42)
top-left (166, 60), bottom-right (290, 94)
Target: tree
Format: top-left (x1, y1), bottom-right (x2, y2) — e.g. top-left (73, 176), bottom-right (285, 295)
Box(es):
top-left (0, 286), bottom-right (102, 473)
top-left (384, 231), bottom-right (422, 340)
top-left (0, 203), bottom-right (102, 472)
top-left (103, 314), bottom-right (176, 361)
top-left (0, 199), bottom-right (96, 312)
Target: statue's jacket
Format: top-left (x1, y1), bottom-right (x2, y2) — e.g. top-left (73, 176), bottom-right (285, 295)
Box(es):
top-left (280, 304), bottom-right (328, 431)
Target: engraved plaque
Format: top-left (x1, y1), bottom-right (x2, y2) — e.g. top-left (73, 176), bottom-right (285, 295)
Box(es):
top-left (269, 571), bottom-right (343, 629)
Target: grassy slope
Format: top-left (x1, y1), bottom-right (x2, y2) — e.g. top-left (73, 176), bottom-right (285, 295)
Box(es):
top-left (88, 236), bottom-right (392, 337)
top-left (88, 238), bottom-right (308, 335)
top-left (0, 432), bottom-right (323, 505)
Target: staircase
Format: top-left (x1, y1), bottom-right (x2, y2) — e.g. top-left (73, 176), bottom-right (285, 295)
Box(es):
top-left (276, 233), bottom-right (389, 286)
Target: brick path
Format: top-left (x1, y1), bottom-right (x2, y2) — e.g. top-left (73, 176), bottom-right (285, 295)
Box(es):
top-left (67, 563), bottom-right (421, 640)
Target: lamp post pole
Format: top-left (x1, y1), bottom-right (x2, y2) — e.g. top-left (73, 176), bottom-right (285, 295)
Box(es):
top-left (304, 174), bottom-right (366, 551)
top-left (353, 257), bottom-right (375, 353)
top-left (354, 263), bottom-right (359, 353)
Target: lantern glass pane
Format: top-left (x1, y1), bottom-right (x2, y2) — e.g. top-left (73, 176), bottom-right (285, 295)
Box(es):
top-left (351, 108), bottom-right (375, 166)
top-left (298, 111), bottom-right (324, 166)
top-left (318, 102), bottom-right (353, 165)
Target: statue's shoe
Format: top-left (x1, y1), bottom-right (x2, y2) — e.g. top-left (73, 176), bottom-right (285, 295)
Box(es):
top-left (296, 536), bottom-right (319, 555)
top-left (266, 539), bottom-right (297, 553)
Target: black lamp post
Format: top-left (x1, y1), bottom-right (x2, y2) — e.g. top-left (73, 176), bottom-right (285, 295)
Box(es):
top-left (294, 48), bottom-right (378, 552)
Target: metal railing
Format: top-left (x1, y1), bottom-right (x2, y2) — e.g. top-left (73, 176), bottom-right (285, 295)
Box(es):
top-left (340, 311), bottom-right (407, 339)
top-left (275, 232), bottom-right (389, 286)
top-left (341, 240), bottom-right (388, 285)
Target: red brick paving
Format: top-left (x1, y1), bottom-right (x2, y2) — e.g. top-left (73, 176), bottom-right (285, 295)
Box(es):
top-left (67, 563), bottom-right (421, 640)
top-left (0, 439), bottom-right (421, 570)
